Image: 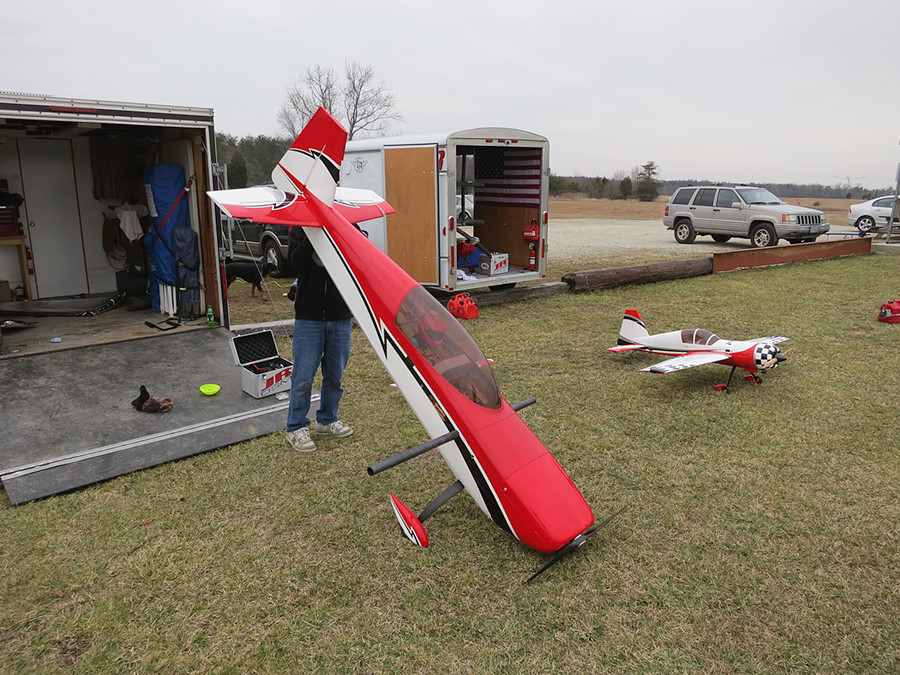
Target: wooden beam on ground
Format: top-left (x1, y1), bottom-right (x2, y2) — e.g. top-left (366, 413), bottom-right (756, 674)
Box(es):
top-left (712, 238), bottom-right (872, 273)
top-left (561, 258), bottom-right (713, 293)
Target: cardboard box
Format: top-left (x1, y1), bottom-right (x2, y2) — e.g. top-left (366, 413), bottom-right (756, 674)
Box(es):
top-left (230, 329), bottom-right (293, 398)
top-left (0, 280), bottom-right (12, 303)
top-left (478, 253), bottom-right (509, 276)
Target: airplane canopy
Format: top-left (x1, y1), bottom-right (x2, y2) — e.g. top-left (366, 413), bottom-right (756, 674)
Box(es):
top-left (680, 328), bottom-right (719, 345)
top-left (395, 286), bottom-right (501, 409)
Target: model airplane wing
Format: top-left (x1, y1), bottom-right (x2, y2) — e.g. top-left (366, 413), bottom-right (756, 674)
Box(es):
top-left (754, 336), bottom-right (790, 345)
top-left (641, 351), bottom-right (731, 373)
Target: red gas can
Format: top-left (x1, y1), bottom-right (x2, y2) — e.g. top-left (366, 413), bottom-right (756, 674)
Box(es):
top-left (878, 300), bottom-right (900, 324)
top-left (447, 292), bottom-right (479, 320)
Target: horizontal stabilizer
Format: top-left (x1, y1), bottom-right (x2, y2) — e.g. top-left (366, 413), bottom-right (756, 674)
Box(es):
top-left (208, 185), bottom-right (393, 228)
top-left (334, 187), bottom-right (395, 223)
top-left (207, 187), bottom-right (319, 228)
top-left (607, 344), bottom-right (645, 352)
top-left (207, 185), bottom-right (291, 218)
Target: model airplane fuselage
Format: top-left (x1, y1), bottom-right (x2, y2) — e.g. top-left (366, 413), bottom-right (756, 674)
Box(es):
top-left (209, 109), bottom-right (596, 557)
top-left (608, 309), bottom-right (788, 391)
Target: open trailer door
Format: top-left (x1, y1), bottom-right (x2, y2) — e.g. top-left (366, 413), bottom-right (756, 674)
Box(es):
top-left (383, 145), bottom-right (439, 285)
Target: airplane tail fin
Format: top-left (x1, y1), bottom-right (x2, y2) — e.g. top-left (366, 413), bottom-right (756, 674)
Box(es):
top-left (618, 309), bottom-right (649, 345)
top-left (271, 107), bottom-right (347, 207)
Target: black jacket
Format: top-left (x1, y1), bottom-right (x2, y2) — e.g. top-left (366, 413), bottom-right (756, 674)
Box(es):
top-left (288, 226), bottom-right (352, 321)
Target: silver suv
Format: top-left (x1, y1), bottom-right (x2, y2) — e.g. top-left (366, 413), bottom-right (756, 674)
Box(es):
top-left (663, 185), bottom-right (829, 247)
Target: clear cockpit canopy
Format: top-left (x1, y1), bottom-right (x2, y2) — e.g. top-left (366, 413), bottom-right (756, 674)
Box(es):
top-left (395, 286), bottom-right (502, 410)
top-left (681, 328), bottom-right (719, 345)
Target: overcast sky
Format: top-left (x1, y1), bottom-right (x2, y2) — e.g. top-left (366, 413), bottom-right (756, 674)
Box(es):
top-left (4, 0), bottom-right (899, 189)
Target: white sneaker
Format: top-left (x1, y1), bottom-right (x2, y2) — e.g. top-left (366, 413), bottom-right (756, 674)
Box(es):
top-left (313, 420), bottom-right (353, 438)
top-left (286, 427), bottom-right (316, 452)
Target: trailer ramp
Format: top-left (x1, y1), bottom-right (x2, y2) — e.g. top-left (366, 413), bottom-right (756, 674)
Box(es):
top-left (0, 328), bottom-right (305, 505)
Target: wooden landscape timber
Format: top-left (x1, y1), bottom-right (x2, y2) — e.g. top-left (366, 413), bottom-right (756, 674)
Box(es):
top-left (561, 239), bottom-right (874, 294)
top-left (562, 258), bottom-right (713, 293)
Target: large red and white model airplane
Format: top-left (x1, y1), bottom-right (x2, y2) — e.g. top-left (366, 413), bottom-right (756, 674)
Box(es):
top-left (608, 309), bottom-right (788, 392)
top-left (209, 109), bottom-right (620, 581)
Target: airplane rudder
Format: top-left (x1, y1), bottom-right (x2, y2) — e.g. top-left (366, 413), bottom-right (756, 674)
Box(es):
top-left (620, 308), bottom-right (648, 340)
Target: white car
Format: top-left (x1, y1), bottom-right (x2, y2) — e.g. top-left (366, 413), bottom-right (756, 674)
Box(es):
top-left (846, 195), bottom-right (898, 233)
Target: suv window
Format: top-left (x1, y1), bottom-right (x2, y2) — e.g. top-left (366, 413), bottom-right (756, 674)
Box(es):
top-left (672, 188), bottom-right (695, 205)
top-left (694, 189), bottom-right (716, 207)
top-left (716, 189), bottom-right (739, 208)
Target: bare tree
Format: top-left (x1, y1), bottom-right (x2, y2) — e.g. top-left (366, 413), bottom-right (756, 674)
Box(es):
top-left (278, 61), bottom-right (403, 139)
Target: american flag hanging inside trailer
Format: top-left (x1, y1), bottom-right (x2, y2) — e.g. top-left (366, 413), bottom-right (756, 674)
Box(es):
top-left (473, 147), bottom-right (542, 208)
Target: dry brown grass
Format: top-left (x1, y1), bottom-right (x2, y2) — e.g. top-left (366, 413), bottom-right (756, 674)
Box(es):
top-left (550, 194), bottom-right (853, 228)
top-left (550, 194), bottom-right (668, 219)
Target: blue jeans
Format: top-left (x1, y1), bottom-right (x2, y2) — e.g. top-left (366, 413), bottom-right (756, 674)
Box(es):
top-left (286, 318), bottom-right (352, 432)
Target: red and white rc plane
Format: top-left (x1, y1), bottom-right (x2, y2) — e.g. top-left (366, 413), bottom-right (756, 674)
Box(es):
top-left (608, 309), bottom-right (788, 392)
top-left (209, 108), bottom-right (621, 581)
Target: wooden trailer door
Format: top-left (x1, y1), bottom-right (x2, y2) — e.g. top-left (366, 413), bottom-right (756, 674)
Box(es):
top-left (384, 146), bottom-right (437, 284)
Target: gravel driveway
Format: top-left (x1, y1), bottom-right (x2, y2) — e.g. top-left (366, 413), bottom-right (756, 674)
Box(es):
top-left (547, 218), bottom-right (859, 271)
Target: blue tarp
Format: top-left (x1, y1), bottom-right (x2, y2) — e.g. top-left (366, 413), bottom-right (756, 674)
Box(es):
top-left (144, 164), bottom-right (190, 312)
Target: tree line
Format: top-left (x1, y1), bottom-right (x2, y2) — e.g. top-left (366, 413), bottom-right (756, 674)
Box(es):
top-left (551, 172), bottom-right (893, 200)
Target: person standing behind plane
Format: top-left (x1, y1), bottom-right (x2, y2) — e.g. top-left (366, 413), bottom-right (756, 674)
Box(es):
top-left (285, 226), bottom-right (354, 452)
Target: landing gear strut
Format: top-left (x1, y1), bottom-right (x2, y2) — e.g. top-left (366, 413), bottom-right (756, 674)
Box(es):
top-left (714, 367), bottom-right (762, 392)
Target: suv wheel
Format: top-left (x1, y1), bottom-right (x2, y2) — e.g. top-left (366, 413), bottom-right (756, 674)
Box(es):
top-left (674, 219), bottom-right (696, 244)
top-left (855, 216), bottom-right (875, 233)
top-left (750, 223), bottom-right (778, 248)
top-left (264, 240), bottom-right (286, 275)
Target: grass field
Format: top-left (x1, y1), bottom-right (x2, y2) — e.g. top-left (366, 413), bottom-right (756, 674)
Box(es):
top-left (2, 208), bottom-right (898, 672)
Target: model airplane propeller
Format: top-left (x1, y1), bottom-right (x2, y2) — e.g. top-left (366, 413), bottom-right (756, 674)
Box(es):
top-left (209, 108), bottom-right (621, 581)
top-left (608, 309), bottom-right (788, 393)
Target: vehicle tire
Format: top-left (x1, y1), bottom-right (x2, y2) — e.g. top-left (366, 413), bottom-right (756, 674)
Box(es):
top-left (750, 223), bottom-right (778, 248)
top-left (711, 234), bottom-right (731, 243)
top-left (263, 240), bottom-right (286, 275)
top-left (855, 216), bottom-right (876, 233)
top-left (674, 219), bottom-right (696, 244)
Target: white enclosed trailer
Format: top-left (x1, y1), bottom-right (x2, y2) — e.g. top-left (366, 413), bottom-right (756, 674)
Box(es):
top-left (0, 93), bottom-right (297, 506)
top-left (341, 127), bottom-right (550, 292)
top-left (0, 92), bottom-right (225, 320)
